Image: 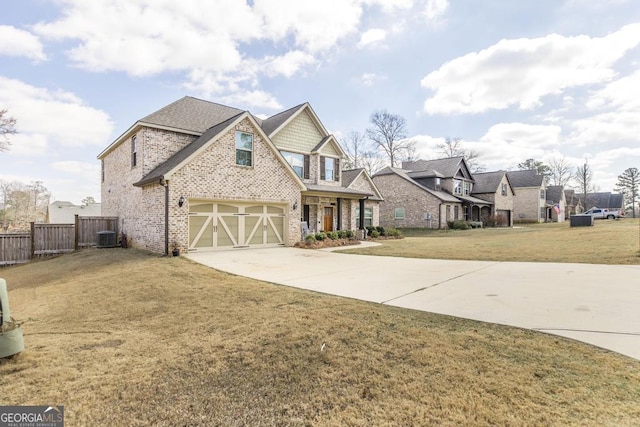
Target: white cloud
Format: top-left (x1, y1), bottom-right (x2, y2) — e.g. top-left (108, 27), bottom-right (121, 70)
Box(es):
top-left (0, 25), bottom-right (47, 61)
top-left (569, 111), bottom-right (640, 145)
top-left (423, 0), bottom-right (449, 21)
top-left (220, 90), bottom-right (283, 110)
top-left (0, 76), bottom-right (114, 150)
top-left (357, 28), bottom-right (387, 49)
top-left (262, 51), bottom-right (317, 78)
top-left (52, 161), bottom-right (100, 176)
top-left (586, 70), bottom-right (640, 111)
top-left (421, 23), bottom-right (640, 114)
top-left (360, 73), bottom-right (386, 87)
top-left (481, 123), bottom-right (562, 148)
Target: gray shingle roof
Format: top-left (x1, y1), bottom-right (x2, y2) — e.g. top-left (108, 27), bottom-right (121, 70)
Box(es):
top-left (140, 96), bottom-right (244, 133)
top-left (374, 166), bottom-right (461, 202)
top-left (341, 169), bottom-right (362, 188)
top-left (545, 185), bottom-right (565, 204)
top-left (472, 170), bottom-right (507, 193)
top-left (135, 112), bottom-right (245, 186)
top-left (576, 192), bottom-right (625, 210)
top-left (260, 103), bottom-right (306, 136)
top-left (506, 170), bottom-right (544, 188)
top-left (304, 184), bottom-right (372, 198)
top-left (402, 157), bottom-right (469, 178)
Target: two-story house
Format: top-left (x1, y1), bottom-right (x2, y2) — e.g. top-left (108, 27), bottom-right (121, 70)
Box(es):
top-left (98, 96), bottom-right (381, 254)
top-left (506, 169), bottom-right (548, 222)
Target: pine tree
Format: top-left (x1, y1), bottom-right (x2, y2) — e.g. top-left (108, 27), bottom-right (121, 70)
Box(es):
top-left (614, 167), bottom-right (640, 218)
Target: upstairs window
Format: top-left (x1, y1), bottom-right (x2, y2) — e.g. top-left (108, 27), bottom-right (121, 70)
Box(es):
top-left (453, 179), bottom-right (462, 195)
top-left (463, 181), bottom-right (471, 195)
top-left (540, 189), bottom-right (545, 199)
top-left (320, 157), bottom-right (340, 182)
top-left (282, 151), bottom-right (310, 179)
top-left (435, 177), bottom-right (441, 191)
top-left (501, 183), bottom-right (508, 196)
top-left (131, 135), bottom-right (137, 167)
top-left (235, 131), bottom-right (253, 166)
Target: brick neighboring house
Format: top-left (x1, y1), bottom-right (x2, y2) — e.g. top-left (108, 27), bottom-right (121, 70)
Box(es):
top-left (506, 170), bottom-right (548, 223)
top-left (545, 185), bottom-right (566, 222)
top-left (564, 189), bottom-right (584, 218)
top-left (98, 96), bottom-right (381, 254)
top-left (470, 171), bottom-right (515, 226)
top-left (341, 168), bottom-right (384, 231)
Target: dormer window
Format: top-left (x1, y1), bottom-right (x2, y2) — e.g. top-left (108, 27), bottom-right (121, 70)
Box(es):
top-left (435, 177), bottom-right (441, 191)
top-left (453, 179), bottom-right (462, 195)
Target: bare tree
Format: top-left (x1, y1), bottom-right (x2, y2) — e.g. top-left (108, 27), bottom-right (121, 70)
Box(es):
top-left (575, 160), bottom-right (594, 209)
top-left (437, 137), bottom-right (485, 173)
top-left (0, 180), bottom-right (51, 231)
top-left (0, 109), bottom-right (17, 152)
top-left (341, 131), bottom-right (368, 169)
top-left (548, 156), bottom-right (574, 187)
top-left (366, 110), bottom-right (410, 167)
top-left (360, 151), bottom-right (387, 177)
top-left (82, 196), bottom-right (97, 206)
top-left (614, 167), bottom-right (640, 218)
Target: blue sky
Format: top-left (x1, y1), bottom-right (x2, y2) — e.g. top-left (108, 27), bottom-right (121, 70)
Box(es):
top-left (1, 0), bottom-right (639, 204)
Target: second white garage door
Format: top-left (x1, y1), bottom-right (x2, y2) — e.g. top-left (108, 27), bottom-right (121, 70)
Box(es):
top-left (189, 201), bottom-right (286, 250)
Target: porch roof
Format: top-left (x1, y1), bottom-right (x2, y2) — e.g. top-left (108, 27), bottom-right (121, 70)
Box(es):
top-left (457, 195), bottom-right (493, 206)
top-left (304, 184), bottom-right (372, 199)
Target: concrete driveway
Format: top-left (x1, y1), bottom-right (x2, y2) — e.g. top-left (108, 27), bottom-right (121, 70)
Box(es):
top-left (187, 244), bottom-right (640, 360)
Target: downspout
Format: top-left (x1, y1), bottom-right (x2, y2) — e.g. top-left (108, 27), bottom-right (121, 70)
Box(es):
top-left (162, 178), bottom-right (169, 256)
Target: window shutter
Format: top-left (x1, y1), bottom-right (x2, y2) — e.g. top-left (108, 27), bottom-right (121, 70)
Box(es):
top-left (335, 159), bottom-right (340, 181)
top-left (320, 156), bottom-right (325, 180)
top-left (304, 155), bottom-right (310, 179)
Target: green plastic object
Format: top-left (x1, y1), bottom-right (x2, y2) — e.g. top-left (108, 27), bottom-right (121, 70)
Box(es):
top-left (0, 278), bottom-right (25, 358)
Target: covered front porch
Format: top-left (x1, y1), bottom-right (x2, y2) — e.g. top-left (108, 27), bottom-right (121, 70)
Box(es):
top-left (301, 184), bottom-right (374, 237)
top-left (457, 195), bottom-right (493, 224)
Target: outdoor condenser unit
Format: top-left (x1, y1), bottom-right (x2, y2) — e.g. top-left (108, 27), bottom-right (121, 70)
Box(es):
top-left (0, 278), bottom-right (25, 358)
top-left (96, 230), bottom-right (117, 248)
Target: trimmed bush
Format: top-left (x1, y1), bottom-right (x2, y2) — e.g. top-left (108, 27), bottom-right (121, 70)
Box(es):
top-left (385, 227), bottom-right (403, 238)
top-left (345, 230), bottom-right (355, 238)
top-left (447, 220), bottom-right (470, 230)
top-left (327, 231), bottom-right (339, 240)
top-left (376, 226), bottom-right (386, 236)
top-left (304, 234), bottom-right (316, 243)
top-left (315, 232), bottom-right (327, 241)
top-left (371, 230), bottom-right (380, 238)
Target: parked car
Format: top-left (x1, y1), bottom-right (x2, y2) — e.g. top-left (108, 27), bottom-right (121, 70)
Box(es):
top-left (582, 208), bottom-right (624, 219)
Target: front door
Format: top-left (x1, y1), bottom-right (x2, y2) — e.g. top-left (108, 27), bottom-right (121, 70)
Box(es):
top-left (323, 207), bottom-right (333, 232)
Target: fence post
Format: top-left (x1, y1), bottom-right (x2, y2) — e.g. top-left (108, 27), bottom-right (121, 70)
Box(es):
top-left (30, 222), bottom-right (35, 260)
top-left (74, 214), bottom-right (79, 250)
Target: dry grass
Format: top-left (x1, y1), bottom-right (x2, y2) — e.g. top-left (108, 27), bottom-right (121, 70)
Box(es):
top-left (1, 249), bottom-right (639, 426)
top-left (347, 219), bottom-right (640, 264)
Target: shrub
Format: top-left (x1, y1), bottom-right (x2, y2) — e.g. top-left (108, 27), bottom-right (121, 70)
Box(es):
top-left (365, 226), bottom-right (374, 236)
top-left (305, 234), bottom-right (316, 243)
top-left (447, 220), bottom-right (469, 230)
top-left (337, 230), bottom-right (348, 239)
top-left (315, 232), bottom-right (327, 241)
top-left (376, 226), bottom-right (386, 236)
top-left (385, 227), bottom-right (403, 238)
top-left (345, 230), bottom-right (355, 238)
top-left (327, 231), bottom-right (339, 240)
top-left (371, 230), bottom-right (380, 238)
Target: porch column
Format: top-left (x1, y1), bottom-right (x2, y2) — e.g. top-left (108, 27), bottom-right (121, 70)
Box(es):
top-left (359, 198), bottom-right (365, 230)
top-left (337, 198), bottom-right (342, 230)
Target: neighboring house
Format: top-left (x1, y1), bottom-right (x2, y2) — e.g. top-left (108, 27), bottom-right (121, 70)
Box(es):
top-left (545, 186), bottom-right (566, 222)
top-left (576, 192), bottom-right (625, 212)
top-left (98, 96), bottom-right (380, 254)
top-left (470, 171), bottom-right (515, 226)
top-left (46, 201), bottom-right (102, 223)
top-left (506, 170), bottom-right (548, 222)
top-left (372, 166), bottom-right (463, 228)
top-left (564, 189), bottom-right (583, 218)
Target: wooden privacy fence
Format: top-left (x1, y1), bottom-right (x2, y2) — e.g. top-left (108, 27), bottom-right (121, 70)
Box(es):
top-left (0, 216), bottom-right (119, 266)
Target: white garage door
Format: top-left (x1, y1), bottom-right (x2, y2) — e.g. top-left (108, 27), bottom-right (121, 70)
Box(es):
top-left (188, 201), bottom-right (286, 250)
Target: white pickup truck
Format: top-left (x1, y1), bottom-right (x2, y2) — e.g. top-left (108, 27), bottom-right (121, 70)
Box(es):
top-left (582, 208), bottom-right (624, 219)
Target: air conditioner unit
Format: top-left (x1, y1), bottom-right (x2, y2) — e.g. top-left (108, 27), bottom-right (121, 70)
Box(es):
top-left (96, 231), bottom-right (117, 248)
top-left (0, 278), bottom-right (25, 358)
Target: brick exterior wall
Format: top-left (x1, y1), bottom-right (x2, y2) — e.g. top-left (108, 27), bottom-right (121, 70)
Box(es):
top-left (472, 175), bottom-right (515, 225)
top-left (513, 187), bottom-right (545, 222)
top-left (373, 174), bottom-right (458, 229)
top-left (102, 118), bottom-right (302, 253)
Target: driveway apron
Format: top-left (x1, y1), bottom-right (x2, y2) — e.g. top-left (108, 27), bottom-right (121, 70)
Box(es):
top-left (187, 246), bottom-right (640, 360)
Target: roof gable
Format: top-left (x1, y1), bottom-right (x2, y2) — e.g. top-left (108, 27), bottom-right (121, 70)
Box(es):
top-left (312, 135), bottom-right (346, 158)
top-left (134, 112), bottom-right (305, 189)
top-left (342, 168), bottom-right (384, 201)
top-left (374, 167), bottom-right (461, 203)
top-left (472, 170), bottom-right (513, 194)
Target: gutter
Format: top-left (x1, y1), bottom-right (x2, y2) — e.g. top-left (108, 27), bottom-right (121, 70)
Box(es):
top-left (162, 178), bottom-right (169, 256)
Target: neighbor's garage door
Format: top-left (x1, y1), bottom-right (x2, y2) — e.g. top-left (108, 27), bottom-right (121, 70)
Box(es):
top-left (189, 201), bottom-right (286, 250)
top-left (496, 209), bottom-right (511, 227)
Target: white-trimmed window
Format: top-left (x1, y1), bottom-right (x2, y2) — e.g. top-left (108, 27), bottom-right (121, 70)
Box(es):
top-left (235, 131), bottom-right (253, 166)
top-left (502, 183), bottom-right (508, 196)
top-left (435, 177), bottom-right (441, 191)
top-left (453, 179), bottom-right (462, 195)
top-left (394, 207), bottom-right (405, 219)
top-left (131, 135), bottom-right (137, 167)
top-left (320, 156), bottom-right (340, 181)
top-left (463, 181), bottom-right (470, 195)
top-left (355, 207), bottom-right (373, 228)
top-left (282, 151), bottom-right (309, 179)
